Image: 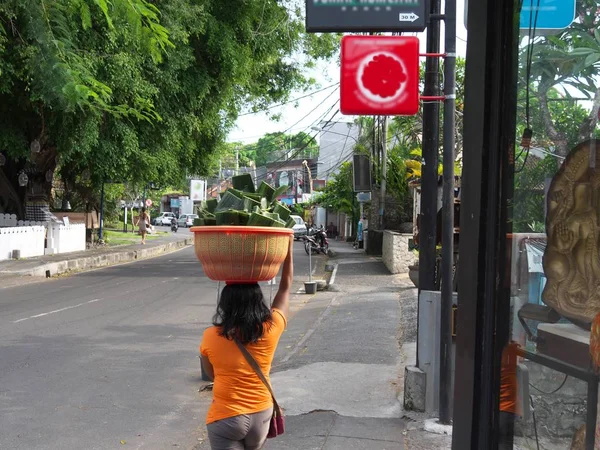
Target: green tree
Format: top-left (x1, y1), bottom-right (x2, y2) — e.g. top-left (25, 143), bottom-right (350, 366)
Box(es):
top-left (313, 161), bottom-right (357, 218)
top-left (523, 0), bottom-right (600, 155)
top-left (511, 1), bottom-right (600, 231)
top-left (237, 131), bottom-right (319, 167)
top-left (0, 0), bottom-right (338, 218)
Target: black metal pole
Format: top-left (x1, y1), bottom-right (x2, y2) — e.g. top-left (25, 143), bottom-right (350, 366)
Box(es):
top-left (440, 0), bottom-right (457, 426)
top-left (417, 0), bottom-right (442, 366)
top-left (98, 180), bottom-right (105, 241)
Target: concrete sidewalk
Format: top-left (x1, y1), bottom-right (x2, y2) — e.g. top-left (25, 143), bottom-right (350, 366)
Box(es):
top-left (0, 232), bottom-right (193, 279)
top-left (196, 239), bottom-right (421, 449)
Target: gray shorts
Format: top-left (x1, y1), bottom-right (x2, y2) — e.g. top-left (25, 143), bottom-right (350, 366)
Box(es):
top-left (207, 407), bottom-right (273, 450)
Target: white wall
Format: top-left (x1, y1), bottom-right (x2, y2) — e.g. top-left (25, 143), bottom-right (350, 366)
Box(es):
top-left (0, 226), bottom-right (46, 261)
top-left (46, 223), bottom-right (86, 255)
top-left (383, 231), bottom-right (416, 274)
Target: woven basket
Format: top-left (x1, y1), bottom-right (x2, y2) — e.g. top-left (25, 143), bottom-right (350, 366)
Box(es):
top-left (190, 226), bottom-right (293, 282)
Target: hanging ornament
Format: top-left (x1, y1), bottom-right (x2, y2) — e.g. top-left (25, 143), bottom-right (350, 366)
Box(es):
top-left (46, 170), bottom-right (53, 182)
top-left (30, 140), bottom-right (41, 153)
top-left (18, 171), bottom-right (29, 187)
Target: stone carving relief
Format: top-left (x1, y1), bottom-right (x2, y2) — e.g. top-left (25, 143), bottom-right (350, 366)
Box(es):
top-left (543, 140), bottom-right (600, 324)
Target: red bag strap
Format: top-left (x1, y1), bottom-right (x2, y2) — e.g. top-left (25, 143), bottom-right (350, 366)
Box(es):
top-left (233, 337), bottom-right (281, 413)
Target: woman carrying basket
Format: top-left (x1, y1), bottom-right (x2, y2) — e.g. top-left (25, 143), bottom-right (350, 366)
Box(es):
top-left (200, 236), bottom-right (293, 450)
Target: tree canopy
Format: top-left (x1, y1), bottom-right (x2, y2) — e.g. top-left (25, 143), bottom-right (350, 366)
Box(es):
top-left (0, 0), bottom-right (338, 217)
top-left (523, 0), bottom-right (600, 155)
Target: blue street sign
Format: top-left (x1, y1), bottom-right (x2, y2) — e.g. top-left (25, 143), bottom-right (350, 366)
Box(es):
top-left (519, 0), bottom-right (576, 31)
top-left (464, 0), bottom-right (576, 32)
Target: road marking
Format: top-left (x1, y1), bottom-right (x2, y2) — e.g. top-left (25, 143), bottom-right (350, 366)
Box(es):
top-left (329, 263), bottom-right (339, 286)
top-left (10, 276), bottom-right (185, 324)
top-left (12, 299), bottom-right (102, 323)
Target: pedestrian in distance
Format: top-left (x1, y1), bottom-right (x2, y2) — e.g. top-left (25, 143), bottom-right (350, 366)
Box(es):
top-left (200, 236), bottom-right (293, 450)
top-left (135, 207), bottom-right (150, 245)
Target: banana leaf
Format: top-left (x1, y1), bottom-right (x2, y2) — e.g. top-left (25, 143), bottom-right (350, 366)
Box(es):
top-left (271, 185), bottom-right (289, 204)
top-left (273, 203), bottom-right (291, 221)
top-left (232, 173), bottom-right (255, 193)
top-left (247, 212), bottom-right (276, 227)
top-left (205, 198), bottom-right (218, 213)
top-left (215, 190), bottom-right (244, 212)
top-left (257, 181), bottom-right (275, 202)
top-left (243, 195), bottom-right (261, 212)
top-left (216, 210), bottom-right (249, 226)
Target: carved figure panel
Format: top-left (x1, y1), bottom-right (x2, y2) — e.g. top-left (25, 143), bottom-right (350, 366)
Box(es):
top-left (543, 140), bottom-right (600, 324)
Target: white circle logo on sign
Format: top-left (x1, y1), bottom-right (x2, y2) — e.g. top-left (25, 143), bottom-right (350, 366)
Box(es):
top-left (356, 51), bottom-right (409, 104)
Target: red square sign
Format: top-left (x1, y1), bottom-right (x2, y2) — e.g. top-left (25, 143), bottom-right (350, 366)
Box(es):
top-left (341, 36), bottom-right (420, 116)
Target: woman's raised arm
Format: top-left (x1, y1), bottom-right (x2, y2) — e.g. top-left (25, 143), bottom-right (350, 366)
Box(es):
top-left (271, 236), bottom-right (294, 318)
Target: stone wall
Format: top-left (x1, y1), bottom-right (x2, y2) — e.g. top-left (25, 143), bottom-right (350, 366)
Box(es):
top-left (369, 187), bottom-right (413, 232)
top-left (516, 361), bottom-right (587, 439)
top-left (383, 230), bottom-right (416, 274)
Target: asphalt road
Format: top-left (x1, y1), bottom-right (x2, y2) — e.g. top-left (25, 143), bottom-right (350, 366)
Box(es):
top-left (0, 241), bottom-right (312, 450)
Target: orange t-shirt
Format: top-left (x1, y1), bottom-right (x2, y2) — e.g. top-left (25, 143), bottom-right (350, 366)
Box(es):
top-left (200, 308), bottom-right (287, 424)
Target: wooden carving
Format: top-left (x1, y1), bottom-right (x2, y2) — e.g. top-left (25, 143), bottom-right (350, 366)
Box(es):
top-left (543, 140), bottom-right (600, 324)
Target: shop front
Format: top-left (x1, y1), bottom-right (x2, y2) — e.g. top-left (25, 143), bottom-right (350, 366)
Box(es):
top-left (454, 0), bottom-right (600, 449)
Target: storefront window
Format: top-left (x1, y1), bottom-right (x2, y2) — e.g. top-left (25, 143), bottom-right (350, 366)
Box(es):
top-left (502, 1), bottom-right (600, 448)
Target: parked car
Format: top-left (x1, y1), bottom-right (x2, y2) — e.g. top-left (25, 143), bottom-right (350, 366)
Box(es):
top-left (177, 214), bottom-right (198, 228)
top-left (290, 215), bottom-right (307, 240)
top-left (153, 212), bottom-right (176, 226)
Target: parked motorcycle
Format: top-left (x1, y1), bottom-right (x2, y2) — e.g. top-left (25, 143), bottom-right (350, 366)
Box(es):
top-left (171, 218), bottom-right (178, 233)
top-left (302, 225), bottom-right (329, 255)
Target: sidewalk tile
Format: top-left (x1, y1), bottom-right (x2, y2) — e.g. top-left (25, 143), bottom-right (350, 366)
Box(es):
top-left (329, 416), bottom-right (404, 442)
top-left (324, 436), bottom-right (402, 450)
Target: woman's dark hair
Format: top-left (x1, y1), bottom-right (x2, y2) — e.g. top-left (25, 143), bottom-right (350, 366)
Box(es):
top-left (141, 207), bottom-right (146, 213)
top-left (213, 283), bottom-right (273, 344)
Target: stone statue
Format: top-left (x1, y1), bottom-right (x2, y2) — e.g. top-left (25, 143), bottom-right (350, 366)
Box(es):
top-left (543, 140), bottom-right (600, 325)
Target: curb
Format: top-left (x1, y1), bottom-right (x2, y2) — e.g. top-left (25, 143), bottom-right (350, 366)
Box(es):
top-left (2, 237), bottom-right (193, 278)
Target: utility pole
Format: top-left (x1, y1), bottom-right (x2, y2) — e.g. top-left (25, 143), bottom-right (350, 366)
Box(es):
top-left (98, 180), bottom-right (105, 242)
top-left (418, 0), bottom-right (442, 293)
top-left (417, 0), bottom-right (442, 371)
top-left (379, 116), bottom-right (388, 228)
top-left (251, 161), bottom-right (257, 188)
top-left (235, 148), bottom-right (239, 176)
top-left (440, 0), bottom-right (457, 425)
top-left (218, 160), bottom-right (222, 194)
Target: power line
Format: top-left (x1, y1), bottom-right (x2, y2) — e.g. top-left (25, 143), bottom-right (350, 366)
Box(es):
top-left (237, 83), bottom-right (340, 117)
top-left (320, 147), bottom-right (355, 179)
top-left (253, 98), bottom-right (341, 175)
top-left (257, 100), bottom-right (339, 181)
top-left (226, 89), bottom-right (340, 165)
top-left (216, 98), bottom-right (341, 187)
top-left (281, 87), bottom-right (339, 134)
top-left (254, 103), bottom-right (341, 184)
top-left (228, 124), bottom-right (314, 142)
